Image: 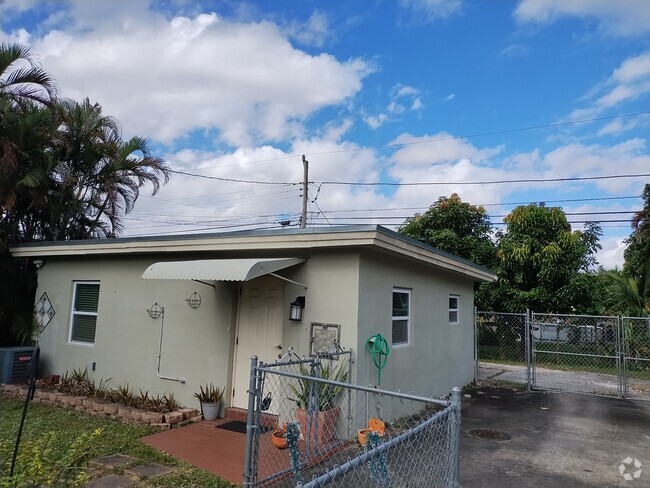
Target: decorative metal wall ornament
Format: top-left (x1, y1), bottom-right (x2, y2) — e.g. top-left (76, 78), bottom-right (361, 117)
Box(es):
top-left (147, 303), bottom-right (163, 320)
top-left (186, 292), bottom-right (201, 309)
top-left (34, 293), bottom-right (55, 333)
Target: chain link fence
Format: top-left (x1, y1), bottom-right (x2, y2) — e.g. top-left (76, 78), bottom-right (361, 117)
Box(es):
top-left (476, 310), bottom-right (650, 400)
top-left (474, 311), bottom-right (528, 386)
top-left (622, 316), bottom-right (650, 399)
top-left (243, 354), bottom-right (461, 488)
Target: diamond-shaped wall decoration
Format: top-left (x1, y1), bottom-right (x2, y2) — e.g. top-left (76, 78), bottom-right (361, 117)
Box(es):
top-left (34, 293), bottom-right (55, 333)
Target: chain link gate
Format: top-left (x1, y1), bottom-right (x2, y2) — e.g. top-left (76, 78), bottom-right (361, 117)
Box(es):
top-left (476, 311), bottom-right (650, 400)
top-left (243, 354), bottom-right (461, 487)
top-left (530, 313), bottom-right (622, 397)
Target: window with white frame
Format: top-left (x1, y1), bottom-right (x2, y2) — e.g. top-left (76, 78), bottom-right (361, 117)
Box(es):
top-left (392, 288), bottom-right (410, 346)
top-left (70, 282), bottom-right (100, 344)
top-left (449, 294), bottom-right (460, 324)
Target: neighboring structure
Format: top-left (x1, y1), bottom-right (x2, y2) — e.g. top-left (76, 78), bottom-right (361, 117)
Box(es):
top-left (10, 226), bottom-right (495, 410)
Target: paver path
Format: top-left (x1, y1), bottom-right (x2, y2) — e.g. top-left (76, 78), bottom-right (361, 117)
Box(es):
top-left (87, 455), bottom-right (176, 487)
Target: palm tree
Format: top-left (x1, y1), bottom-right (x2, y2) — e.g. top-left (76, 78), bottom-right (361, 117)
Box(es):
top-left (601, 261), bottom-right (650, 317)
top-left (0, 43), bottom-right (56, 105)
top-left (46, 98), bottom-right (169, 239)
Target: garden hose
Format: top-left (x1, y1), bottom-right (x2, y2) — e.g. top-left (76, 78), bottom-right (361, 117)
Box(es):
top-left (365, 334), bottom-right (390, 385)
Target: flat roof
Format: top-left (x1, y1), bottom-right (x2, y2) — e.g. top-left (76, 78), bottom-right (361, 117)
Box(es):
top-left (9, 225), bottom-right (496, 282)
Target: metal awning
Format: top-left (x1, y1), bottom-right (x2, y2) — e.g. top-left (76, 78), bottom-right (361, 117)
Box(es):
top-left (141, 257), bottom-right (305, 282)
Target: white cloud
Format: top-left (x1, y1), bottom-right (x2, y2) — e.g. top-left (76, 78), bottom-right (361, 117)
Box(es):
top-left (365, 113), bottom-right (389, 129)
top-left (22, 9), bottom-right (369, 146)
top-left (569, 52), bottom-right (650, 121)
top-left (399, 0), bottom-right (464, 22)
top-left (443, 93), bottom-right (455, 102)
top-left (390, 132), bottom-right (503, 166)
top-left (597, 118), bottom-right (640, 137)
top-left (595, 236), bottom-right (627, 270)
top-left (514, 0), bottom-right (650, 37)
top-left (500, 43), bottom-right (528, 58)
top-left (285, 11), bottom-right (334, 48)
top-left (364, 84), bottom-right (422, 129)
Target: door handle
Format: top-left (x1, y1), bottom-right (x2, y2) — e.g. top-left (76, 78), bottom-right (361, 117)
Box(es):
top-left (275, 344), bottom-right (283, 350)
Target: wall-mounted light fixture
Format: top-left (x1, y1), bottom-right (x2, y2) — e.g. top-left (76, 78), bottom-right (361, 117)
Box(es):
top-left (289, 296), bottom-right (306, 322)
top-left (186, 292), bottom-right (201, 309)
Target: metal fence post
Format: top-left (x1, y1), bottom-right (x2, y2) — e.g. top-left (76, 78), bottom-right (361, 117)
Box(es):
top-left (243, 355), bottom-right (259, 488)
top-left (450, 386), bottom-right (462, 488)
top-left (525, 309), bottom-right (531, 391)
top-left (474, 307), bottom-right (479, 383)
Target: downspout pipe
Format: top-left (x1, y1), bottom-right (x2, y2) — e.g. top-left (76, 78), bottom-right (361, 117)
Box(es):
top-left (155, 306), bottom-right (186, 384)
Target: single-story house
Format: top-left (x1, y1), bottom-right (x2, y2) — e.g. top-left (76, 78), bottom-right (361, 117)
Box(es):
top-left (10, 225), bottom-right (495, 411)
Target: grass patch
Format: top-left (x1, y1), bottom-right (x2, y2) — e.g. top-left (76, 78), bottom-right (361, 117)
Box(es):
top-left (0, 396), bottom-right (235, 487)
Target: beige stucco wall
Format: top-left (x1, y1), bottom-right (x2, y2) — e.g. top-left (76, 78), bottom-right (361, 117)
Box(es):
top-left (356, 250), bottom-right (475, 397)
top-left (32, 251), bottom-right (361, 409)
top-left (32, 247), bottom-right (475, 410)
top-left (34, 255), bottom-right (237, 411)
top-left (274, 251), bottom-right (360, 372)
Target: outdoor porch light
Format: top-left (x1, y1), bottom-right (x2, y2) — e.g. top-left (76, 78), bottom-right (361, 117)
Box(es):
top-left (289, 296), bottom-right (305, 322)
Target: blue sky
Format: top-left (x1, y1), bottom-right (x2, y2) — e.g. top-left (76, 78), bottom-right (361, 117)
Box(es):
top-left (1, 0), bottom-right (649, 268)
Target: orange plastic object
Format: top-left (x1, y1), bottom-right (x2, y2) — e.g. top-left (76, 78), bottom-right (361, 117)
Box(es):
top-left (368, 417), bottom-right (385, 434)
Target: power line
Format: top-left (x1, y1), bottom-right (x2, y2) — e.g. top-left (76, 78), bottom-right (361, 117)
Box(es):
top-left (312, 195), bottom-right (641, 214)
top-left (319, 173), bottom-right (650, 187)
top-left (167, 168), bottom-right (295, 185)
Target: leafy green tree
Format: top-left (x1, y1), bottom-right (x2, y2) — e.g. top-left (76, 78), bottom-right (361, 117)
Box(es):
top-left (486, 204), bottom-right (602, 313)
top-left (624, 184), bottom-right (650, 281)
top-left (399, 193), bottom-right (497, 267)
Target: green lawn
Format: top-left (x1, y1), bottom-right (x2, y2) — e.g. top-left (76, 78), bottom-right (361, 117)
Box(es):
top-left (0, 396), bottom-right (235, 487)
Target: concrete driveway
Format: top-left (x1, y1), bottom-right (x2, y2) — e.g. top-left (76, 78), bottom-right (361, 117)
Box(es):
top-left (460, 385), bottom-right (650, 487)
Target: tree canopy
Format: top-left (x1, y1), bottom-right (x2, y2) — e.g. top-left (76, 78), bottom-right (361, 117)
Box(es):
top-left (0, 43), bottom-right (169, 345)
top-left (398, 193), bottom-right (497, 268)
top-left (488, 204), bottom-right (601, 313)
top-left (624, 184), bottom-right (650, 281)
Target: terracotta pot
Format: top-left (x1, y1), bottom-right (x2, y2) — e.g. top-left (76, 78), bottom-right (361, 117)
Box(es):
top-left (358, 428), bottom-right (372, 446)
top-left (271, 429), bottom-right (288, 450)
top-left (296, 406), bottom-right (339, 447)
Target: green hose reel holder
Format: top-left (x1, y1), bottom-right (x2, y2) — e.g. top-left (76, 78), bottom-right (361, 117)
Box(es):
top-left (365, 333), bottom-right (390, 386)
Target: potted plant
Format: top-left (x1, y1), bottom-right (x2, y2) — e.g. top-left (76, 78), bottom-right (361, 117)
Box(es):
top-left (194, 383), bottom-right (224, 421)
top-left (288, 363), bottom-right (348, 447)
top-left (271, 424), bottom-right (288, 450)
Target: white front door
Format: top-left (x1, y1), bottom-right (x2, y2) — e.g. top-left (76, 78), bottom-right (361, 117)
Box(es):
top-left (232, 277), bottom-right (284, 409)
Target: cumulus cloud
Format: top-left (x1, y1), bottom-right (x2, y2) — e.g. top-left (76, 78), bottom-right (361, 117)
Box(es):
top-left (390, 132), bottom-right (503, 166)
top-left (21, 9), bottom-right (369, 146)
top-left (514, 0), bottom-right (650, 37)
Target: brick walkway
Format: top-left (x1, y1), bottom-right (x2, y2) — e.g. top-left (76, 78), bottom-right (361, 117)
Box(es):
top-left (142, 419), bottom-right (246, 484)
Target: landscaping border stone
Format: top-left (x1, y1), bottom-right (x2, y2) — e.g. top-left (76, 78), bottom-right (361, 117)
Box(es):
top-left (0, 382), bottom-right (198, 430)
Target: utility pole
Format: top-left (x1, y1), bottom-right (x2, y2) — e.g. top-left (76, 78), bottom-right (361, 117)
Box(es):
top-left (301, 155), bottom-right (308, 228)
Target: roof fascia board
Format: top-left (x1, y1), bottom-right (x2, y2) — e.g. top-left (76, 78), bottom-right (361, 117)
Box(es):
top-left (9, 227), bottom-right (495, 282)
top-left (372, 231), bottom-right (497, 282)
top-left (8, 232), bottom-right (377, 257)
